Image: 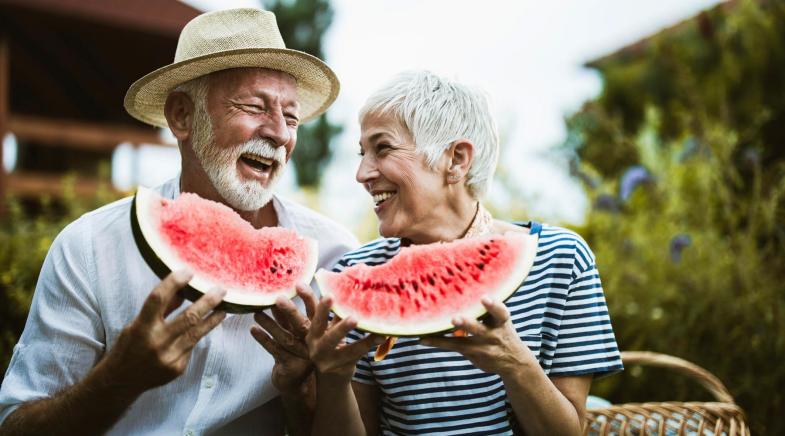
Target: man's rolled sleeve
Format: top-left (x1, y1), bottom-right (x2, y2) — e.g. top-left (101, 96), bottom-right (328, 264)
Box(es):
top-left (0, 219), bottom-right (105, 424)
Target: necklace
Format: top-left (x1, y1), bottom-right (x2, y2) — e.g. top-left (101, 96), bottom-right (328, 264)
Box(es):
top-left (463, 202), bottom-right (493, 238)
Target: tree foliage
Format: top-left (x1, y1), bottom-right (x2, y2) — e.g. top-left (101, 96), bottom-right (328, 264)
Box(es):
top-left (267, 0), bottom-right (342, 187)
top-left (564, 1), bottom-right (785, 433)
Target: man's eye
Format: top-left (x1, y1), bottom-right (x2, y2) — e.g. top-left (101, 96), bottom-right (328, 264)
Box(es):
top-left (241, 104), bottom-right (263, 113)
top-left (285, 115), bottom-right (300, 127)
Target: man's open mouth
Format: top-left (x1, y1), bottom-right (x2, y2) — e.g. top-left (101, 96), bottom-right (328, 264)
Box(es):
top-left (240, 153), bottom-right (275, 172)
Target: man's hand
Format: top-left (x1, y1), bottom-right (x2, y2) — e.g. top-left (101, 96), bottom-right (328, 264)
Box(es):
top-left (251, 284), bottom-right (317, 397)
top-left (100, 269), bottom-right (227, 393)
top-left (0, 270), bottom-right (227, 436)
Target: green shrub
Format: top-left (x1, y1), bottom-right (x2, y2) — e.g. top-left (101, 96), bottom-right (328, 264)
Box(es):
top-left (0, 175), bottom-right (122, 373)
top-left (575, 112), bottom-right (785, 434)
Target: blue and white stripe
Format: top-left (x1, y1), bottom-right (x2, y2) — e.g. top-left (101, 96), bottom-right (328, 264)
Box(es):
top-left (339, 222), bottom-right (623, 435)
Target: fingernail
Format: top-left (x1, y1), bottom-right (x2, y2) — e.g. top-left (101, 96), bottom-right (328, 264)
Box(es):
top-left (481, 297), bottom-right (492, 305)
top-left (174, 269), bottom-right (193, 282)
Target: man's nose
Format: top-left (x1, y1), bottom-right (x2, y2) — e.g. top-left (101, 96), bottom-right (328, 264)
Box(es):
top-left (257, 109), bottom-right (292, 150)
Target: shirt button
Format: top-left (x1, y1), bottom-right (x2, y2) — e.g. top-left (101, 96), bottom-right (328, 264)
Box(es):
top-left (184, 430), bottom-right (195, 436)
top-left (204, 377), bottom-right (214, 389)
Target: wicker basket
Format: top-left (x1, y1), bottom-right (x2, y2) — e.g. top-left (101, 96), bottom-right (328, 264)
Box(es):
top-left (584, 351), bottom-right (750, 435)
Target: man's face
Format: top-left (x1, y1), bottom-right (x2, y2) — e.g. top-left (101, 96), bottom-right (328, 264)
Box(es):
top-left (190, 68), bottom-right (300, 211)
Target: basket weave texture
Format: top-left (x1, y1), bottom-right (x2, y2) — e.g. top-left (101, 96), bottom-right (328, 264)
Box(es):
top-left (584, 351), bottom-right (750, 436)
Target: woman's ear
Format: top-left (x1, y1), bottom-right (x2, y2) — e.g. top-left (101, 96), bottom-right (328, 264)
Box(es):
top-left (446, 139), bottom-right (474, 184)
top-left (164, 91), bottom-right (195, 142)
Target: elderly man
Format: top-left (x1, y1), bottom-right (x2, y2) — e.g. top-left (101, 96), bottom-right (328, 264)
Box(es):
top-left (0, 8), bottom-right (356, 436)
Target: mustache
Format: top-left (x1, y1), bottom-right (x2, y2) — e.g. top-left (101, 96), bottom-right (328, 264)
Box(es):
top-left (240, 138), bottom-right (286, 166)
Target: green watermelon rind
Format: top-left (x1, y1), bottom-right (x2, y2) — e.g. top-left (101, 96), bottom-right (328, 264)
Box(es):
top-left (131, 186), bottom-right (318, 313)
top-left (316, 232), bottom-right (539, 336)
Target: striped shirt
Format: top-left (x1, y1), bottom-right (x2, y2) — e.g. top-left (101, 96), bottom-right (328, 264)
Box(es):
top-left (339, 222), bottom-right (623, 435)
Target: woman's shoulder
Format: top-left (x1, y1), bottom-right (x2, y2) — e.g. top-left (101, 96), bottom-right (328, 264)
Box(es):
top-left (332, 237), bottom-right (402, 270)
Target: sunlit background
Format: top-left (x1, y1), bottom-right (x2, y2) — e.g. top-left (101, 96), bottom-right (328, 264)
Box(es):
top-left (7, 0), bottom-right (719, 229)
top-left (1, 1), bottom-right (782, 433)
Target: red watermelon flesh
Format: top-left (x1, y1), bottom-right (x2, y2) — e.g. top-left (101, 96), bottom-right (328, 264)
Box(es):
top-left (132, 186), bottom-right (318, 311)
top-left (316, 232), bottom-right (537, 336)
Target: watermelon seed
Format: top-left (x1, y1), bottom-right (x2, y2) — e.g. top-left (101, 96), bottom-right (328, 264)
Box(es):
top-left (428, 276), bottom-right (435, 286)
top-left (455, 264), bottom-right (464, 272)
top-left (270, 267), bottom-right (277, 273)
top-left (286, 269), bottom-right (292, 274)
top-left (446, 267), bottom-right (454, 276)
top-left (477, 262), bottom-right (485, 270)
top-left (484, 244), bottom-right (490, 250)
top-left (479, 249), bottom-right (486, 255)
top-left (412, 281), bottom-right (419, 291)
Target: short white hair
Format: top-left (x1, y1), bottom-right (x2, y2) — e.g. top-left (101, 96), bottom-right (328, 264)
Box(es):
top-left (358, 70), bottom-right (500, 198)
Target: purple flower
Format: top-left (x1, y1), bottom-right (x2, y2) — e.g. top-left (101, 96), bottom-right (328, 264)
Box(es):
top-left (670, 234), bottom-right (692, 262)
top-left (594, 194), bottom-right (619, 212)
top-left (619, 165), bottom-right (654, 201)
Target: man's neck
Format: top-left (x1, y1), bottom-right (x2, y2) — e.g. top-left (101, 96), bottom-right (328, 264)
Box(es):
top-left (179, 176), bottom-right (278, 229)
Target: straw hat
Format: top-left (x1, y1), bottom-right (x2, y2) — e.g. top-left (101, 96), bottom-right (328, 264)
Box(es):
top-left (124, 8), bottom-right (339, 128)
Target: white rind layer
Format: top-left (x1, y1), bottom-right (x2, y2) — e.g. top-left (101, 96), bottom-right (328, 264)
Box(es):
top-left (316, 232), bottom-right (539, 336)
top-left (135, 186), bottom-right (318, 307)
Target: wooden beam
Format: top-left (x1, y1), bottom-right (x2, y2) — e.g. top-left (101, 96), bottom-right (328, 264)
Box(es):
top-left (5, 171), bottom-right (121, 198)
top-left (8, 114), bottom-right (176, 150)
top-left (0, 37), bottom-right (9, 214)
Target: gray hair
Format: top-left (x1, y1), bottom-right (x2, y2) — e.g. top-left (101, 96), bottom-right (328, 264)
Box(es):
top-left (358, 70), bottom-right (500, 198)
top-left (173, 75), bottom-right (213, 143)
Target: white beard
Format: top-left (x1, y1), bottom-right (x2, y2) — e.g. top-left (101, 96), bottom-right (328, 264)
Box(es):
top-left (190, 105), bottom-right (287, 211)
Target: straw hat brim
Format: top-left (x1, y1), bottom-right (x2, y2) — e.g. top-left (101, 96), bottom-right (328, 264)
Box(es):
top-left (124, 47), bottom-right (339, 128)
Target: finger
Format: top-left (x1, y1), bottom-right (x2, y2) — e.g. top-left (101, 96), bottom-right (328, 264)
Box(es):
top-left (173, 309), bottom-right (226, 354)
top-left (163, 294), bottom-right (185, 319)
top-left (273, 296), bottom-right (310, 338)
top-left (139, 269), bottom-right (193, 323)
top-left (296, 283), bottom-right (318, 320)
top-left (481, 298), bottom-right (510, 327)
top-left (168, 288), bottom-right (226, 338)
top-left (453, 316), bottom-right (487, 336)
top-left (250, 325), bottom-right (284, 360)
top-left (271, 305), bottom-right (293, 332)
top-left (309, 297), bottom-right (332, 338)
top-left (339, 333), bottom-right (386, 362)
top-left (315, 317), bottom-right (358, 354)
top-left (254, 311), bottom-right (308, 358)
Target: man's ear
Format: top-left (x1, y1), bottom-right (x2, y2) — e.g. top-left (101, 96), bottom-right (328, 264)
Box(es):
top-left (446, 139), bottom-right (474, 184)
top-left (164, 91), bottom-right (194, 142)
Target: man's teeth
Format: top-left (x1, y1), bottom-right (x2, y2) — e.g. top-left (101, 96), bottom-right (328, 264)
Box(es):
top-left (243, 154), bottom-right (274, 166)
top-left (372, 192), bottom-right (394, 204)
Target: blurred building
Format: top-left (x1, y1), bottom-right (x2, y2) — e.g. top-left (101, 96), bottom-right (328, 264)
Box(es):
top-left (0, 0), bottom-right (200, 210)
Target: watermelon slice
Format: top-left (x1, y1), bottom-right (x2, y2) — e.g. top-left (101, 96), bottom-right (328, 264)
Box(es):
top-left (131, 186), bottom-right (318, 313)
top-left (315, 232), bottom-right (537, 336)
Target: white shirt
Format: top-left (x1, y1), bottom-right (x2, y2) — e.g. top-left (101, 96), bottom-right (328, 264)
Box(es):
top-left (0, 178), bottom-right (358, 435)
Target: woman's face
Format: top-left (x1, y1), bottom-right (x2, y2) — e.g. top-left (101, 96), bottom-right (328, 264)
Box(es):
top-left (357, 112), bottom-right (451, 242)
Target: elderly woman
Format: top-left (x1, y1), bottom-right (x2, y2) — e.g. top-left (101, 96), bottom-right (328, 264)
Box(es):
top-left (254, 70), bottom-right (623, 435)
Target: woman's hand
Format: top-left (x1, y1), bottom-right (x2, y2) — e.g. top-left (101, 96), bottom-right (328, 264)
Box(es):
top-left (420, 297), bottom-right (538, 378)
top-left (307, 296), bottom-right (385, 382)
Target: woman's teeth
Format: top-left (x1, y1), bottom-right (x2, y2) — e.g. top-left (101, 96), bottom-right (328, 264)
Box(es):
top-left (373, 192), bottom-right (394, 205)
